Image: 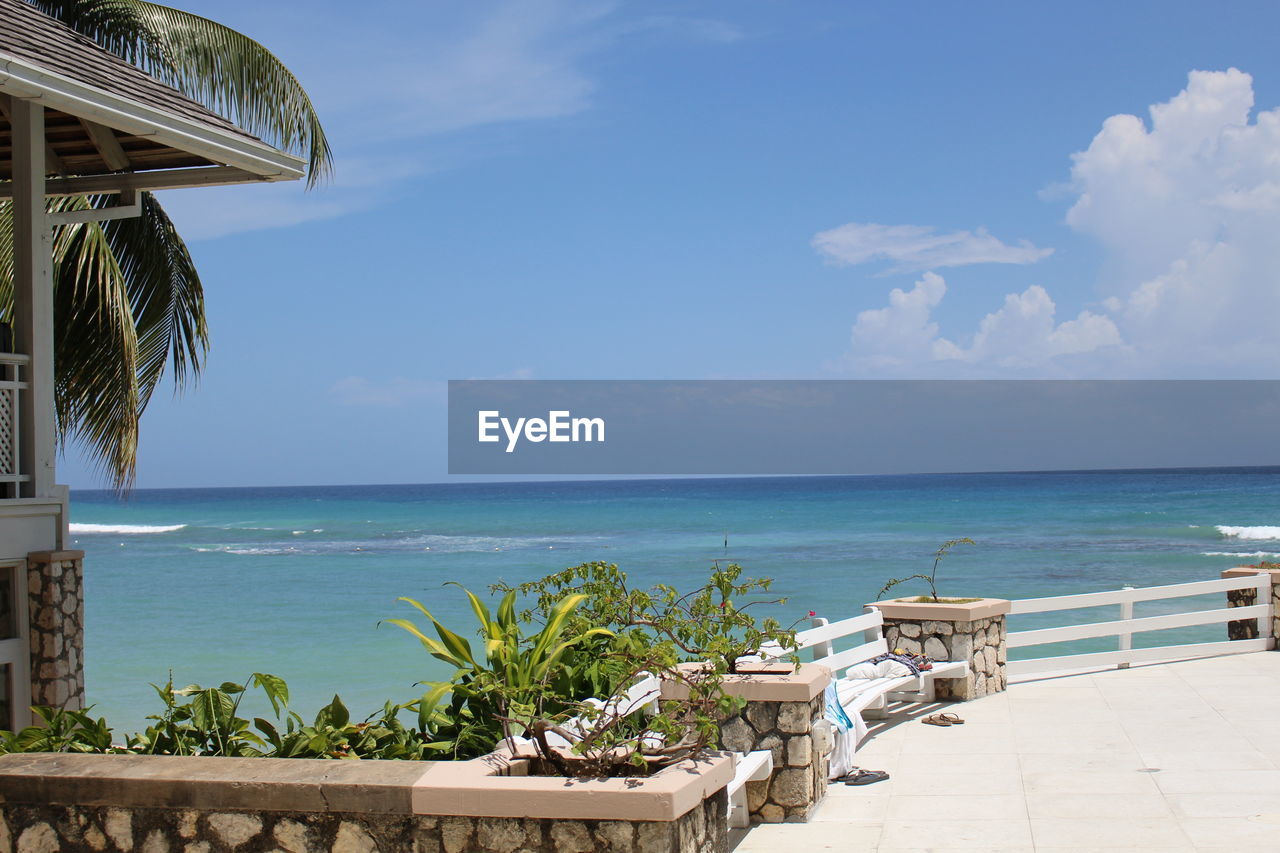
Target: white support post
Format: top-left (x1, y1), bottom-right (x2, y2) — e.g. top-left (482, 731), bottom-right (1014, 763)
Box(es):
top-left (1117, 585), bottom-right (1135, 669)
top-left (810, 615), bottom-right (833, 660)
top-left (10, 98), bottom-right (55, 498)
top-left (862, 604), bottom-right (880, 645)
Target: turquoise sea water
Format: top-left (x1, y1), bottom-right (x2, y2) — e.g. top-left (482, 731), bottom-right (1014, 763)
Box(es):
top-left (68, 468), bottom-right (1280, 733)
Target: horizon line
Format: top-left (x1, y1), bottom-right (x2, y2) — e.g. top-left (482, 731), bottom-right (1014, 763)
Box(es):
top-left (67, 463), bottom-right (1280, 495)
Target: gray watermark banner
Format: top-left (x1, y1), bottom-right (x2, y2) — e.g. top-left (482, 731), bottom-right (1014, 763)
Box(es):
top-left (448, 380), bottom-right (1280, 475)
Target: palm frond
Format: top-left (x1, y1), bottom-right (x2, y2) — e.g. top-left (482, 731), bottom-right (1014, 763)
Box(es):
top-left (0, 193), bottom-right (207, 490)
top-left (28, 0), bottom-right (332, 185)
top-left (48, 194), bottom-right (142, 489)
top-left (100, 191), bottom-right (206, 409)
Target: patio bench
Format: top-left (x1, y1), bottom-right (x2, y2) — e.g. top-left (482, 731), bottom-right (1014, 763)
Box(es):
top-left (769, 607), bottom-right (969, 722)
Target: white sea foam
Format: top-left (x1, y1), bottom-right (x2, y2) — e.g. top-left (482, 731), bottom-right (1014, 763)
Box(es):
top-left (1201, 551), bottom-right (1280, 558)
top-left (186, 532), bottom-right (600, 557)
top-left (192, 545), bottom-right (299, 555)
top-left (1216, 525), bottom-right (1280, 541)
top-left (70, 523), bottom-right (186, 534)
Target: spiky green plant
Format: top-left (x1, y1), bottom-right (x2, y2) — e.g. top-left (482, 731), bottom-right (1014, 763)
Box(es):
top-left (386, 585), bottom-right (616, 753)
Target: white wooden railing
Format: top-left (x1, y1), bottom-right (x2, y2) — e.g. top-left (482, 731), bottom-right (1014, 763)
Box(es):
top-left (0, 353), bottom-right (30, 497)
top-left (1006, 572), bottom-right (1273, 676)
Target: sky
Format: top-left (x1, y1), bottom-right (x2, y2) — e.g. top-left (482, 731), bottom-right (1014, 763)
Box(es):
top-left (57, 0), bottom-right (1280, 489)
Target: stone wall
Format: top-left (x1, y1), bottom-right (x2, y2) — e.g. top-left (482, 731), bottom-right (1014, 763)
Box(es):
top-left (881, 615), bottom-right (1007, 701)
top-left (0, 797), bottom-right (727, 853)
top-left (1223, 568), bottom-right (1280, 642)
top-left (26, 549), bottom-right (84, 711)
top-left (718, 694), bottom-right (826, 824)
top-left (0, 753), bottom-right (731, 853)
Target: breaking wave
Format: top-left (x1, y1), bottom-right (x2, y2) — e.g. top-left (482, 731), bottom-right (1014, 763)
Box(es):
top-left (189, 532), bottom-right (598, 557)
top-left (1201, 551), bottom-right (1280, 558)
top-left (1216, 525), bottom-right (1280, 541)
top-left (70, 523), bottom-right (187, 535)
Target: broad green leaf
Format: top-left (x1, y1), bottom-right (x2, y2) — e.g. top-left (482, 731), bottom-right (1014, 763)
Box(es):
top-left (315, 695), bottom-right (350, 729)
top-left (251, 673), bottom-right (290, 717)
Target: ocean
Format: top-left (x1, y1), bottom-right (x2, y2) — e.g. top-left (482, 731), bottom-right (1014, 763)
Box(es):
top-left (67, 468), bottom-right (1280, 734)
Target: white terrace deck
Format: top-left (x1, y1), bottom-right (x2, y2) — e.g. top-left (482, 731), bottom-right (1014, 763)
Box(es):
top-left (734, 651), bottom-right (1280, 852)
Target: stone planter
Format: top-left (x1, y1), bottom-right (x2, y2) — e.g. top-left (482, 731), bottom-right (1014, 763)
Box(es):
top-left (0, 750), bottom-right (734, 853)
top-left (1222, 567), bottom-right (1280, 642)
top-left (871, 597), bottom-right (1011, 700)
top-left (661, 662), bottom-right (833, 825)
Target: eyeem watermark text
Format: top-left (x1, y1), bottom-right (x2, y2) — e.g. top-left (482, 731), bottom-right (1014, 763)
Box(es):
top-left (477, 410), bottom-right (605, 453)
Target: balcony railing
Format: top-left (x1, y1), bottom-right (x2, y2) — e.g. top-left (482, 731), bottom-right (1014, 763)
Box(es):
top-left (0, 353), bottom-right (30, 498)
top-left (1006, 572), bottom-right (1273, 676)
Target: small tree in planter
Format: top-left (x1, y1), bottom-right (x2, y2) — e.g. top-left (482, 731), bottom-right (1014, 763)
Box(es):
top-left (388, 563), bottom-right (801, 778)
top-left (497, 561), bottom-right (800, 675)
top-left (877, 538), bottom-right (978, 603)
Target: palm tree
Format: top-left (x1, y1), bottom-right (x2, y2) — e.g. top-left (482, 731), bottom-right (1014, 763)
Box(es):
top-left (0, 0), bottom-right (332, 489)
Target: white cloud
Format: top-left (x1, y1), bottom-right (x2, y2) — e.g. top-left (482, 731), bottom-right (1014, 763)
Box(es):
top-left (846, 272), bottom-right (952, 367)
top-left (836, 68), bottom-right (1280, 376)
top-left (172, 1), bottom-right (741, 240)
top-left (156, 155), bottom-right (429, 240)
top-left (331, 1), bottom-right (605, 140)
top-left (962, 286), bottom-right (1122, 368)
top-left (844, 274), bottom-right (1121, 372)
top-left (1063, 67), bottom-right (1280, 372)
top-left (813, 223), bottom-right (1053, 273)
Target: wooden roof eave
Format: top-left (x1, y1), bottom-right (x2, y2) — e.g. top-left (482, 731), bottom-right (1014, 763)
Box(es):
top-left (0, 49), bottom-right (305, 192)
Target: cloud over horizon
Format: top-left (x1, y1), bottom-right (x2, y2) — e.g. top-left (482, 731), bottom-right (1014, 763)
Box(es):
top-left (835, 68), bottom-right (1280, 377)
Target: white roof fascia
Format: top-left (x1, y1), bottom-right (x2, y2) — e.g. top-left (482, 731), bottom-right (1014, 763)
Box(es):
top-left (0, 50), bottom-right (306, 182)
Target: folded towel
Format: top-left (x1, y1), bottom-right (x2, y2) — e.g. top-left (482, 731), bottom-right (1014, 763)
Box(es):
top-left (824, 683), bottom-right (867, 779)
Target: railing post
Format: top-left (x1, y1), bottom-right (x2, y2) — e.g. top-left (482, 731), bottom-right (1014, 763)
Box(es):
top-left (810, 615), bottom-right (832, 660)
top-left (861, 604), bottom-right (879, 645)
top-left (1117, 585), bottom-right (1134, 669)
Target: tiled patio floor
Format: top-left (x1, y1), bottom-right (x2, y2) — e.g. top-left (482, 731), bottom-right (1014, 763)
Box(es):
top-left (732, 651), bottom-right (1280, 852)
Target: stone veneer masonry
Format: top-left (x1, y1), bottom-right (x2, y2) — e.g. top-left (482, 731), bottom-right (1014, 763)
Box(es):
top-left (874, 599), bottom-right (1011, 701)
top-left (0, 801), bottom-right (727, 853)
top-left (677, 664), bottom-right (832, 825)
top-left (0, 754), bottom-right (732, 853)
top-left (26, 549), bottom-right (85, 711)
top-left (1222, 567), bottom-right (1280, 643)
top-left (719, 693), bottom-right (826, 824)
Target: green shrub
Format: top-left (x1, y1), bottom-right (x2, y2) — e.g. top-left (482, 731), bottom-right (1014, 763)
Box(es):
top-left (0, 674), bottom-right (448, 760)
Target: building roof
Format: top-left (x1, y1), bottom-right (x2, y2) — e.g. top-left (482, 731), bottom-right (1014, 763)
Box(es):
top-left (0, 0), bottom-right (304, 186)
top-left (0, 0), bottom-right (254, 141)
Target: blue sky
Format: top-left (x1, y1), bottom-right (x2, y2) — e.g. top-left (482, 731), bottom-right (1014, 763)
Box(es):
top-left (60, 0), bottom-right (1280, 488)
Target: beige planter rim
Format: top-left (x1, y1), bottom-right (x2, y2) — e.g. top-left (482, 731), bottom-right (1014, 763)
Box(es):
top-left (412, 747), bottom-right (734, 821)
top-left (660, 661), bottom-right (831, 702)
top-left (0, 750), bottom-right (734, 824)
top-left (872, 596), bottom-right (1010, 621)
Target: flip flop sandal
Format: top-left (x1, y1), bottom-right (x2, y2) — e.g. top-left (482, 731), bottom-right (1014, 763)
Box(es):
top-left (938, 713), bottom-right (965, 725)
top-left (921, 714), bottom-right (952, 726)
top-left (843, 769), bottom-right (890, 786)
